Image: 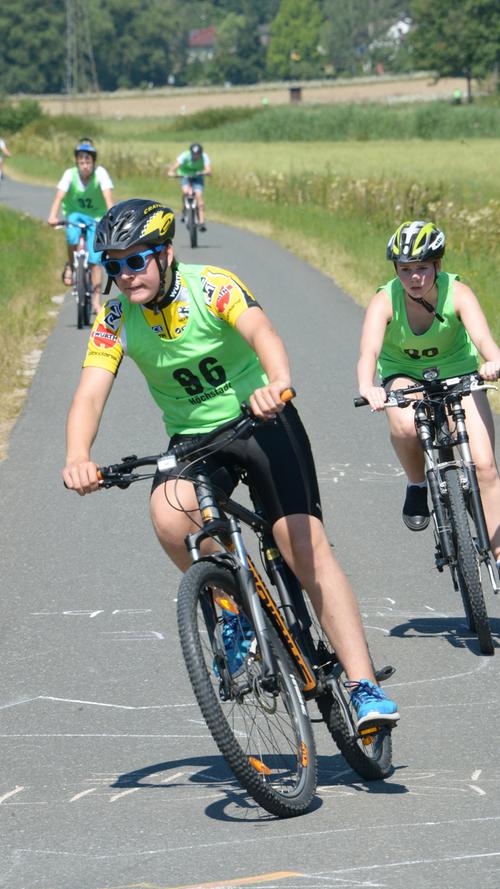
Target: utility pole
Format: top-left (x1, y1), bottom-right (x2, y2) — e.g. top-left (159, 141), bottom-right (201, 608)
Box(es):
top-left (65, 0), bottom-right (99, 94)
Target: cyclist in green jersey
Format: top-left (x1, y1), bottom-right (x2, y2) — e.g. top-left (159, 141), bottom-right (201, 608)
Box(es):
top-left (61, 198), bottom-right (399, 728)
top-left (167, 142), bottom-right (211, 231)
top-left (48, 141), bottom-right (114, 314)
top-left (357, 220), bottom-right (500, 570)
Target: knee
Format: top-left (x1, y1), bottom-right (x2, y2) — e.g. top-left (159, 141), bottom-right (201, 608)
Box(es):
top-left (475, 459), bottom-right (499, 487)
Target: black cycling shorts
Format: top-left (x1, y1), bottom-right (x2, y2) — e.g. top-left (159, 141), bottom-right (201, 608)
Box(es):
top-left (151, 402), bottom-right (322, 526)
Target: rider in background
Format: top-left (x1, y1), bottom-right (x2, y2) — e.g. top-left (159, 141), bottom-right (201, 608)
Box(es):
top-left (357, 220), bottom-right (500, 570)
top-left (47, 141), bottom-right (114, 314)
top-left (62, 198), bottom-right (399, 730)
top-left (0, 136), bottom-right (11, 177)
top-left (168, 142), bottom-right (211, 232)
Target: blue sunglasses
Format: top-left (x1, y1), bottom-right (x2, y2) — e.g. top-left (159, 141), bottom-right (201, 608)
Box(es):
top-left (101, 246), bottom-right (162, 277)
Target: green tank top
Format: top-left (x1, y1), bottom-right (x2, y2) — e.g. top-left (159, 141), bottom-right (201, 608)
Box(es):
top-left (178, 153), bottom-right (204, 176)
top-left (377, 272), bottom-right (478, 380)
top-left (62, 168), bottom-right (107, 218)
top-left (120, 263), bottom-right (268, 435)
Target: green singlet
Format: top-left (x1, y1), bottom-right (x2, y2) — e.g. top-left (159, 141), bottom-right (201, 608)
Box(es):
top-left (119, 263), bottom-right (268, 435)
top-left (377, 272), bottom-right (479, 381)
top-left (62, 168), bottom-right (108, 218)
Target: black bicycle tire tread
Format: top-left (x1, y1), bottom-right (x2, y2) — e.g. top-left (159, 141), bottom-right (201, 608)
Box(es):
top-left (316, 688), bottom-right (393, 780)
top-left (75, 256), bottom-right (86, 329)
top-left (177, 561), bottom-right (317, 817)
top-left (445, 468), bottom-right (494, 654)
top-left (83, 269), bottom-right (92, 327)
top-left (189, 206), bottom-right (198, 248)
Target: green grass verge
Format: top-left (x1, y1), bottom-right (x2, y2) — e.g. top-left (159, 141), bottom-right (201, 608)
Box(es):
top-left (0, 205), bottom-right (65, 458)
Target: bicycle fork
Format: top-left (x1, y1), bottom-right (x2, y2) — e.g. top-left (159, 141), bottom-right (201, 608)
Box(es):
top-left (185, 476), bottom-right (286, 693)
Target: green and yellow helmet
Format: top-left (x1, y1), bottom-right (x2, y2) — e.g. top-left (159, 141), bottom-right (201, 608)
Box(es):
top-left (386, 220), bottom-right (445, 263)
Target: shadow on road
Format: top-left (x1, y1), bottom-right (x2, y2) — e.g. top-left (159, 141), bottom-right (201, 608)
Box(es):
top-left (389, 615), bottom-right (500, 655)
top-left (111, 752), bottom-right (408, 821)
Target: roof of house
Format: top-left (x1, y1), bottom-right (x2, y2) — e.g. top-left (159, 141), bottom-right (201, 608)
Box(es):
top-left (188, 26), bottom-right (216, 48)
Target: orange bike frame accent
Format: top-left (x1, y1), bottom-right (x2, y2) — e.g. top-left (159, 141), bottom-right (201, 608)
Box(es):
top-left (246, 554), bottom-right (316, 694)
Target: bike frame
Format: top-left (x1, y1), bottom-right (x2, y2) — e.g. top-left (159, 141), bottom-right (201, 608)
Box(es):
top-left (178, 468), bottom-right (326, 697)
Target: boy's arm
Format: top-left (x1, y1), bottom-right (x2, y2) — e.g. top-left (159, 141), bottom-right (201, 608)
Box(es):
top-left (235, 307), bottom-right (292, 418)
top-left (63, 366), bottom-right (115, 495)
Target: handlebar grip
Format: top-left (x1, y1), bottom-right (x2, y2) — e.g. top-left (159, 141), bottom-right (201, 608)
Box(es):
top-left (353, 397), bottom-right (369, 407)
top-left (280, 387), bottom-right (296, 403)
top-left (96, 469), bottom-right (103, 481)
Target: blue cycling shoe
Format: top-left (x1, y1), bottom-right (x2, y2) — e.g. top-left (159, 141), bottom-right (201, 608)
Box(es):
top-left (214, 611), bottom-right (255, 678)
top-left (347, 679), bottom-right (400, 731)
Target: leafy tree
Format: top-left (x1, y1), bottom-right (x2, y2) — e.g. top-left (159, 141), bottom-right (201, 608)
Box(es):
top-left (266, 0), bottom-right (325, 80)
top-left (0, 0), bottom-right (65, 94)
top-left (205, 11), bottom-right (265, 84)
top-left (409, 0), bottom-right (500, 101)
top-left (321, 0), bottom-right (410, 76)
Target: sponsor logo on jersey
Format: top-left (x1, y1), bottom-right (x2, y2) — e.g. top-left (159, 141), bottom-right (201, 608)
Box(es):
top-left (92, 323), bottom-right (117, 349)
top-left (216, 284), bottom-right (233, 314)
top-left (104, 301), bottom-right (123, 332)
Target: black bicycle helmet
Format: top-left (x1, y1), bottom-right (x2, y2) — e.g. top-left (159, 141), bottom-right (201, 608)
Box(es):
top-left (190, 142), bottom-right (203, 156)
top-left (74, 141), bottom-right (97, 160)
top-left (386, 220), bottom-right (445, 263)
top-left (94, 199), bottom-right (175, 252)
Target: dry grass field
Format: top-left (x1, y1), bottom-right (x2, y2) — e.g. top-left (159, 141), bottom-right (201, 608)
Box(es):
top-left (38, 75), bottom-right (470, 118)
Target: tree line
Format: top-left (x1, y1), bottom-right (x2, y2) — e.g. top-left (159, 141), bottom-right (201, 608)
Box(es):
top-left (0, 0), bottom-right (498, 95)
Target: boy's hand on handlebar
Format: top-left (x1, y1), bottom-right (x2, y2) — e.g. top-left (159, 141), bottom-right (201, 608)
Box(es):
top-left (479, 361), bottom-right (500, 382)
top-left (62, 459), bottom-right (101, 496)
top-left (249, 381), bottom-right (292, 419)
top-left (358, 384), bottom-right (388, 411)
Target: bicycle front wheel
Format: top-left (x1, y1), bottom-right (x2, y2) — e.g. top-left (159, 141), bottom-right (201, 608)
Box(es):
top-left (75, 256), bottom-right (86, 329)
top-left (188, 204), bottom-right (198, 248)
top-left (444, 467), bottom-right (493, 655)
top-left (83, 269), bottom-right (92, 327)
top-left (177, 561), bottom-right (317, 817)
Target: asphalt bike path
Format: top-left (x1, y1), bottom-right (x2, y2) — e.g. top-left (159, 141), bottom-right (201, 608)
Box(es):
top-left (1, 176), bottom-right (500, 889)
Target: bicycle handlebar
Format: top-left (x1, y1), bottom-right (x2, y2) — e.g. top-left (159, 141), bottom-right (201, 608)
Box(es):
top-left (354, 371), bottom-right (497, 410)
top-left (50, 220), bottom-right (92, 232)
top-left (97, 388), bottom-right (296, 488)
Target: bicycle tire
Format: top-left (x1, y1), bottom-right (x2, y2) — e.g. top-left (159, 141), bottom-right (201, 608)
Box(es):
top-left (444, 467), bottom-right (494, 655)
top-left (75, 256), bottom-right (86, 329)
top-left (83, 269), bottom-right (92, 327)
top-left (317, 675), bottom-right (393, 780)
top-left (188, 204), bottom-right (198, 248)
top-left (177, 561), bottom-right (317, 817)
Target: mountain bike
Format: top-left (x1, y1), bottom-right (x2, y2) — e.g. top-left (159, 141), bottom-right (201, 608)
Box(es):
top-left (355, 369), bottom-right (500, 655)
top-left (169, 172), bottom-right (209, 248)
top-left (53, 220), bottom-right (93, 329)
top-left (97, 395), bottom-right (396, 818)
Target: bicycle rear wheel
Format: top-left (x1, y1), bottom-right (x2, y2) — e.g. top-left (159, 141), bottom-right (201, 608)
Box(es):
top-left (444, 467), bottom-right (493, 655)
top-left (75, 256), bottom-right (86, 329)
top-left (317, 673), bottom-right (393, 780)
top-left (305, 611), bottom-right (393, 779)
top-left (177, 561), bottom-right (317, 817)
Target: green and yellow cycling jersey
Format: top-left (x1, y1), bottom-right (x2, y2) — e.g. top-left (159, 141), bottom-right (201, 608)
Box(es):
top-left (377, 272), bottom-right (479, 380)
top-left (84, 262), bottom-right (267, 435)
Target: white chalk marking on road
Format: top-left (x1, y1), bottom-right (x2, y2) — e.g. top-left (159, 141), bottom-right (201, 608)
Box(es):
top-left (109, 788), bottom-right (139, 802)
top-left (0, 786), bottom-right (24, 804)
top-left (471, 769), bottom-right (482, 781)
top-left (391, 655), bottom-right (491, 688)
top-left (468, 785), bottom-right (486, 796)
top-left (39, 696), bottom-right (192, 710)
top-left (70, 788), bottom-right (97, 802)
